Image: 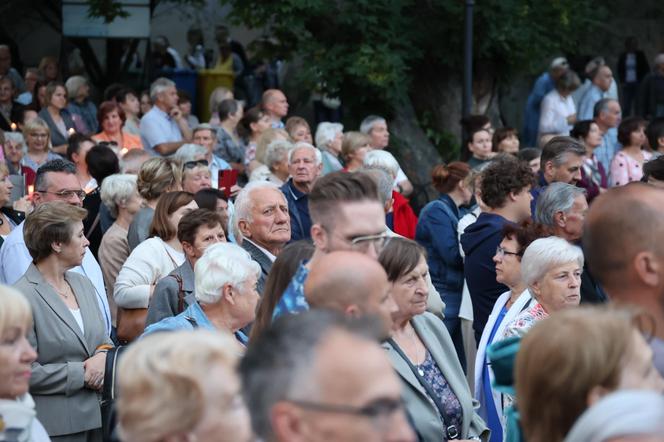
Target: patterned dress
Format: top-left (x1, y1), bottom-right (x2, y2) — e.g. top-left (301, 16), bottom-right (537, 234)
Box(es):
top-left (609, 150), bottom-right (653, 187)
top-left (502, 302), bottom-right (549, 339)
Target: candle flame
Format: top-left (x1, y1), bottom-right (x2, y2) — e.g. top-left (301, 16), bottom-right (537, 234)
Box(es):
top-left (121, 147), bottom-right (129, 156)
top-left (67, 128), bottom-right (76, 135)
top-left (28, 185), bottom-right (34, 195)
top-left (10, 123), bottom-right (16, 131)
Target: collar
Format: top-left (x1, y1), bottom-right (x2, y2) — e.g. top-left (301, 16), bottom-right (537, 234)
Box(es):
top-left (537, 171), bottom-right (549, 187)
top-left (244, 238), bottom-right (276, 262)
top-left (152, 105), bottom-right (171, 120)
top-left (287, 179), bottom-right (307, 199)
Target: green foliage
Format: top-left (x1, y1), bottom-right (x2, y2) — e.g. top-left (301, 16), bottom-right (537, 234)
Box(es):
top-left (86, 0), bottom-right (206, 22)
top-left (420, 111), bottom-right (460, 161)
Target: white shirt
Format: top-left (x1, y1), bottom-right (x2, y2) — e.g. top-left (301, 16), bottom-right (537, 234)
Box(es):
top-left (539, 89), bottom-right (576, 136)
top-left (0, 222), bottom-right (111, 336)
top-left (69, 308), bottom-right (85, 334)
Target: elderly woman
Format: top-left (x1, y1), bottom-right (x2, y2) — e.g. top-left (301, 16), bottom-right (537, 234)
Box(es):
top-left (65, 76), bottom-right (97, 135)
top-left (0, 162), bottom-right (25, 245)
top-left (503, 236), bottom-right (583, 338)
top-left (21, 117), bottom-right (61, 173)
top-left (260, 139), bottom-right (292, 185)
top-left (117, 330), bottom-right (252, 442)
top-left (0, 76), bottom-right (26, 132)
top-left (516, 306), bottom-right (664, 442)
top-left (538, 70), bottom-right (581, 139)
top-left (14, 202), bottom-right (113, 441)
top-left (315, 122), bottom-right (344, 175)
top-left (379, 237), bottom-right (489, 441)
top-left (215, 99), bottom-right (245, 172)
top-left (4, 132), bottom-right (33, 181)
top-left (0, 286), bottom-right (49, 441)
top-left (127, 157), bottom-right (182, 251)
top-left (341, 131), bottom-right (371, 172)
top-left (143, 242), bottom-right (260, 345)
top-left (114, 192), bottom-right (197, 342)
top-left (98, 174), bottom-right (142, 327)
top-left (38, 82), bottom-right (76, 155)
top-left (91, 101), bottom-right (143, 151)
top-left (610, 116), bottom-right (652, 187)
top-left (571, 120), bottom-right (607, 203)
top-left (285, 116), bottom-right (313, 144)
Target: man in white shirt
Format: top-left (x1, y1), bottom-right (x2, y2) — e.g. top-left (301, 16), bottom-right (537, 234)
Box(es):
top-left (0, 159), bottom-right (111, 335)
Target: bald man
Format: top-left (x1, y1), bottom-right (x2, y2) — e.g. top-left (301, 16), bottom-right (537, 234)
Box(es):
top-left (583, 183), bottom-right (664, 375)
top-left (304, 251), bottom-right (398, 337)
top-left (262, 89), bottom-right (288, 128)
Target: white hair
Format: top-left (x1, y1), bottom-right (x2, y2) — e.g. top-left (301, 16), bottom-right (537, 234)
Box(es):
top-left (265, 140), bottom-right (294, 169)
top-left (359, 115), bottom-right (385, 135)
top-left (314, 122), bottom-right (344, 150)
top-left (64, 75), bottom-right (88, 98)
top-left (150, 77), bottom-right (176, 102)
top-left (173, 143), bottom-right (208, 163)
top-left (194, 242), bottom-right (261, 304)
top-left (521, 237), bottom-right (584, 287)
top-left (3, 132), bottom-right (26, 155)
top-left (535, 182), bottom-right (586, 227)
top-left (100, 174), bottom-right (138, 218)
top-left (287, 142), bottom-right (322, 166)
top-left (363, 150), bottom-right (399, 180)
top-left (232, 181), bottom-right (284, 242)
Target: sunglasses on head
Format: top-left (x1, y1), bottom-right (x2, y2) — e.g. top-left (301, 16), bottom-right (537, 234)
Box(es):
top-left (183, 159), bottom-right (209, 169)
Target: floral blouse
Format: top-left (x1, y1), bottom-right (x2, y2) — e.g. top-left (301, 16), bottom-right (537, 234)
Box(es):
top-left (609, 150), bottom-right (653, 187)
top-left (502, 302), bottom-right (549, 339)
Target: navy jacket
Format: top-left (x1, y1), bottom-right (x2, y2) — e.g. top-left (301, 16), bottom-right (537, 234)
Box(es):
top-left (416, 194), bottom-right (464, 297)
top-left (280, 179), bottom-right (312, 241)
top-left (460, 212), bottom-right (511, 342)
top-left (529, 171), bottom-right (549, 216)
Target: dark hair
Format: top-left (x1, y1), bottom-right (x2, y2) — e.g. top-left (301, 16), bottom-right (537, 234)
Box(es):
top-left (249, 240), bottom-right (315, 344)
top-left (308, 171), bottom-right (379, 225)
top-left (194, 188), bottom-right (227, 210)
top-left (35, 159), bottom-right (77, 191)
top-left (502, 220), bottom-right (551, 255)
top-left (646, 117), bottom-right (664, 151)
top-left (97, 100), bottom-right (126, 129)
top-left (104, 83), bottom-right (125, 101)
top-left (177, 89), bottom-right (191, 103)
top-left (642, 155), bottom-right (664, 182)
top-left (570, 120), bottom-right (595, 140)
top-left (540, 136), bottom-right (586, 168)
top-left (149, 191), bottom-right (194, 240)
top-left (238, 106), bottom-right (266, 139)
top-left (218, 98), bottom-right (240, 121)
top-left (28, 79), bottom-right (48, 112)
top-left (481, 156), bottom-right (535, 209)
top-left (378, 237), bottom-right (426, 282)
top-left (617, 116), bottom-right (646, 147)
top-left (431, 162), bottom-right (470, 194)
top-left (492, 127), bottom-right (518, 152)
top-left (517, 147), bottom-right (542, 163)
top-left (460, 115), bottom-right (491, 161)
top-left (86, 145), bottom-right (120, 185)
top-left (177, 208), bottom-right (224, 245)
top-left (114, 87), bottom-right (137, 104)
top-left (66, 133), bottom-right (95, 162)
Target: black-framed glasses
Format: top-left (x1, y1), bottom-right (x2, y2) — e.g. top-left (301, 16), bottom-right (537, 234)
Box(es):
top-left (288, 397), bottom-right (404, 429)
top-left (36, 189), bottom-right (87, 201)
top-left (183, 159), bottom-right (209, 169)
top-left (495, 246), bottom-right (521, 258)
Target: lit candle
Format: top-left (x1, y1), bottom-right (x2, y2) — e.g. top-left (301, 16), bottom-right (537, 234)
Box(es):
top-left (67, 128), bottom-right (76, 136)
top-left (121, 147), bottom-right (129, 156)
top-left (27, 185), bottom-right (34, 196)
top-left (10, 122), bottom-right (16, 131)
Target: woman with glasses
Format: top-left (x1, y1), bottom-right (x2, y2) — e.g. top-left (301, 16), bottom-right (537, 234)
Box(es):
top-left (91, 101), bottom-right (143, 152)
top-left (503, 236), bottom-right (584, 339)
top-left (37, 82), bottom-right (76, 155)
top-left (14, 202), bottom-right (113, 441)
top-left (415, 162), bottom-right (472, 368)
top-left (379, 237), bottom-right (489, 442)
top-left (21, 117), bottom-right (62, 173)
top-left (473, 221), bottom-right (546, 442)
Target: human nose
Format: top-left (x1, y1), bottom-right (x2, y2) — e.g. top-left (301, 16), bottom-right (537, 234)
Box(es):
top-left (82, 235), bottom-right (90, 249)
top-left (19, 336), bottom-right (37, 364)
top-left (275, 206), bottom-right (289, 223)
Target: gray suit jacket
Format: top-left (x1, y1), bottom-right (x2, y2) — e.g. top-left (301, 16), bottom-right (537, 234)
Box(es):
top-left (14, 263), bottom-right (112, 436)
top-left (145, 259), bottom-right (196, 327)
top-left (241, 239), bottom-right (273, 294)
top-left (383, 312), bottom-right (489, 441)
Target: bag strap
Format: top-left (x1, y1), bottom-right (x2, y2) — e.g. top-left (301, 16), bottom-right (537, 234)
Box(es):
top-left (169, 273), bottom-right (185, 313)
top-left (85, 212), bottom-right (101, 239)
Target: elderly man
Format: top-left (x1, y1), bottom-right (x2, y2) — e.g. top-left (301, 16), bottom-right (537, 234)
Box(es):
top-left (577, 65), bottom-right (614, 121)
top-left (192, 123), bottom-right (231, 188)
top-left (360, 115), bottom-right (413, 196)
top-left (530, 136), bottom-right (586, 213)
top-left (305, 251), bottom-right (398, 338)
top-left (144, 242), bottom-right (260, 344)
top-left (240, 310), bottom-right (416, 442)
top-left (145, 209), bottom-right (226, 326)
top-left (0, 159), bottom-right (111, 335)
top-left (280, 142), bottom-right (322, 241)
top-left (0, 45), bottom-right (25, 93)
top-left (274, 172), bottom-right (388, 318)
top-left (235, 181), bottom-right (291, 294)
top-left (584, 183), bottom-right (664, 375)
top-left (140, 77), bottom-right (192, 156)
top-left (592, 98), bottom-right (622, 172)
top-left (535, 182), bottom-right (607, 304)
top-left (262, 89), bottom-right (289, 128)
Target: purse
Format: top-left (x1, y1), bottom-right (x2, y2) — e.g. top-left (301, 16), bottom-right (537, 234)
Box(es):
top-left (115, 307), bottom-right (147, 344)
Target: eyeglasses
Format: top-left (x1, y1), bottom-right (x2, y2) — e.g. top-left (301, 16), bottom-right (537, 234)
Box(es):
top-left (349, 232), bottom-right (390, 254)
top-left (36, 189), bottom-right (87, 201)
top-left (29, 133), bottom-right (48, 139)
top-left (496, 246), bottom-right (521, 258)
top-left (288, 397), bottom-right (405, 430)
top-left (183, 159), bottom-right (209, 169)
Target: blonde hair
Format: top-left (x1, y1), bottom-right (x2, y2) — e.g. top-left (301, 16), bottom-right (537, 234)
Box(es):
top-left (255, 128), bottom-right (289, 164)
top-left (341, 131), bottom-right (370, 163)
top-left (136, 157), bottom-right (182, 201)
top-left (117, 330), bottom-right (241, 442)
top-left (23, 117), bottom-right (51, 147)
top-left (0, 285), bottom-right (32, 340)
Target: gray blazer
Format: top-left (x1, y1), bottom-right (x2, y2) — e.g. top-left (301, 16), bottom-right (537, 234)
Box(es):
top-left (383, 312), bottom-right (489, 441)
top-left (145, 259), bottom-right (196, 327)
top-left (241, 239), bottom-right (273, 294)
top-left (14, 264), bottom-right (112, 437)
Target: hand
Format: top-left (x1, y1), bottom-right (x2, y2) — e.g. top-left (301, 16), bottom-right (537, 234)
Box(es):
top-left (84, 352), bottom-right (107, 391)
top-left (13, 196), bottom-right (32, 214)
top-left (567, 113), bottom-right (577, 124)
top-left (229, 184), bottom-right (241, 198)
top-left (169, 106), bottom-right (183, 120)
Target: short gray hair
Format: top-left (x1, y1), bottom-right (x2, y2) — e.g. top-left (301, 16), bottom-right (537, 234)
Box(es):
top-left (100, 174), bottom-right (138, 218)
top-left (264, 139), bottom-right (293, 170)
top-left (194, 242), bottom-right (261, 304)
top-left (540, 136), bottom-right (586, 168)
top-left (360, 115), bottom-right (385, 135)
top-left (363, 150), bottom-right (399, 180)
top-left (149, 77), bottom-right (175, 102)
top-left (64, 75), bottom-right (88, 98)
top-left (314, 122), bottom-right (343, 150)
top-left (521, 237), bottom-right (584, 287)
top-left (287, 142), bottom-right (322, 166)
top-left (232, 181), bottom-right (285, 242)
top-left (361, 167), bottom-right (392, 207)
top-left (535, 182), bottom-right (586, 226)
top-left (192, 123), bottom-right (217, 137)
top-left (173, 143), bottom-right (207, 163)
top-left (3, 132), bottom-right (26, 154)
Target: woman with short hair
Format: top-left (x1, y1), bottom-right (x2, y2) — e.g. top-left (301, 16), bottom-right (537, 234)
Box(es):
top-left (610, 116), bottom-right (652, 187)
top-left (37, 82), bottom-right (76, 155)
top-left (92, 101), bottom-right (143, 152)
top-left (21, 117), bottom-right (61, 173)
top-left (0, 76), bottom-right (26, 132)
top-left (215, 98), bottom-right (245, 172)
top-left (315, 122), bottom-right (344, 174)
top-left (341, 131), bottom-right (371, 172)
top-left (65, 76), bottom-right (97, 135)
top-left (539, 70), bottom-right (581, 139)
top-left (571, 119), bottom-right (607, 203)
top-left (14, 202), bottom-right (113, 441)
top-left (285, 116), bottom-right (313, 144)
top-left (261, 139), bottom-right (293, 185)
top-left (117, 330), bottom-right (252, 442)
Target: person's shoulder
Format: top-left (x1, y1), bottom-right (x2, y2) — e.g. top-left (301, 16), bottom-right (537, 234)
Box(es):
top-left (143, 314), bottom-right (192, 336)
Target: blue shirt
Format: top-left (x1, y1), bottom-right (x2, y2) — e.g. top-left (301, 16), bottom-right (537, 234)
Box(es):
top-left (482, 306), bottom-right (508, 442)
top-left (594, 127), bottom-right (619, 174)
top-left (140, 106), bottom-right (183, 155)
top-left (209, 154), bottom-right (232, 189)
top-left (281, 180), bottom-right (312, 241)
top-left (272, 261), bottom-right (310, 320)
top-left (577, 84), bottom-right (604, 121)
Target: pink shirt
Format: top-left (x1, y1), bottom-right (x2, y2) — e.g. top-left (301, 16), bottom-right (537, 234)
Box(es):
top-left (609, 150), bottom-right (653, 187)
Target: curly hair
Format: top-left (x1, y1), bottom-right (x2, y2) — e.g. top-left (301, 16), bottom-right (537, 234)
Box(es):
top-left (480, 156), bottom-right (535, 209)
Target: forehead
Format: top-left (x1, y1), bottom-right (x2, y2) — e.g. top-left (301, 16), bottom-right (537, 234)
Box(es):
top-left (184, 166), bottom-right (210, 175)
top-left (559, 153), bottom-right (583, 168)
top-left (544, 261), bottom-right (581, 276)
top-left (45, 172), bottom-right (79, 189)
top-left (250, 188), bottom-right (285, 206)
top-left (571, 194), bottom-right (588, 209)
top-left (332, 201), bottom-right (385, 234)
top-left (372, 121), bottom-right (387, 131)
top-left (194, 129), bottom-right (214, 138)
top-left (291, 147), bottom-right (316, 160)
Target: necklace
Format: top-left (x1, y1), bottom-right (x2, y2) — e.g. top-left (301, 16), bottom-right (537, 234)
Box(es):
top-left (399, 324), bottom-right (425, 376)
top-left (50, 281), bottom-right (71, 299)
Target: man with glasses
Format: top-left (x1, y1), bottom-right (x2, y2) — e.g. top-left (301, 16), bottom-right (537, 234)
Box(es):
top-left (273, 171), bottom-right (388, 318)
top-left (240, 309), bottom-right (416, 442)
top-left (0, 159), bottom-right (112, 336)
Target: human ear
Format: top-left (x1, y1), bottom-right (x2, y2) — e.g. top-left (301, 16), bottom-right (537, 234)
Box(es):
top-left (529, 282), bottom-right (541, 300)
top-left (554, 211), bottom-right (566, 228)
top-left (633, 251), bottom-right (661, 288)
top-left (238, 219), bottom-right (252, 238)
top-left (271, 402), bottom-right (309, 442)
top-left (310, 224), bottom-right (327, 251)
top-left (586, 385), bottom-right (610, 407)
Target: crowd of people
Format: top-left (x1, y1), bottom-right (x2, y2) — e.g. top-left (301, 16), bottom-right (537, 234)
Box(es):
top-left (1, 40), bottom-right (664, 442)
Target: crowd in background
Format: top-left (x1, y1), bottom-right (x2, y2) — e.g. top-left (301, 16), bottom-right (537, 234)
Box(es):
top-left (1, 35), bottom-right (664, 442)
